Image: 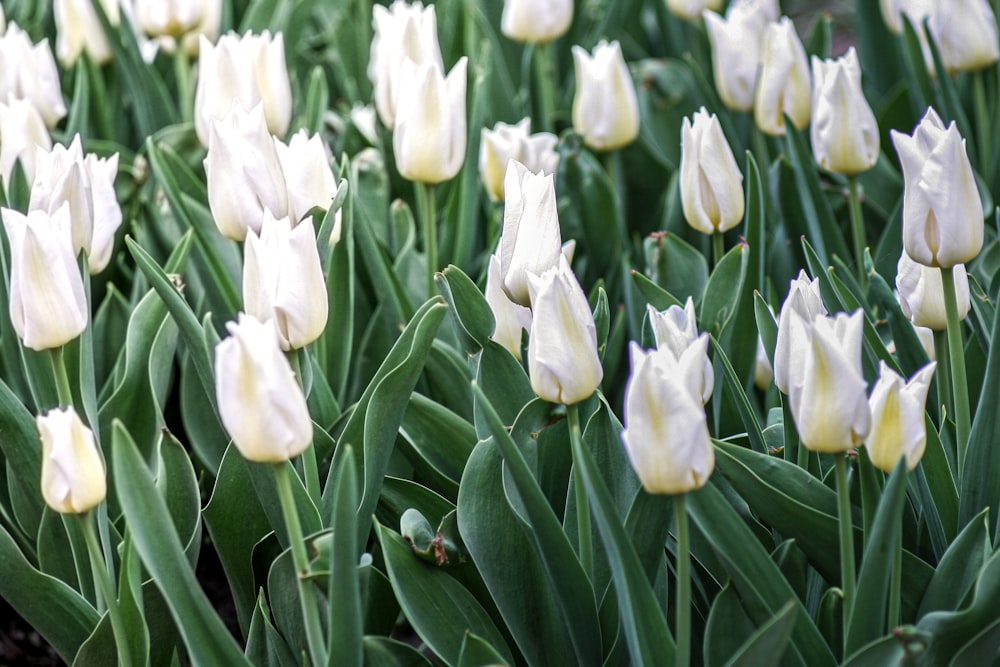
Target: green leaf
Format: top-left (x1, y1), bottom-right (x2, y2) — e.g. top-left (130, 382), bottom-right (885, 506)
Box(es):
top-left (327, 447), bottom-right (362, 667)
top-left (315, 175), bottom-right (355, 404)
top-left (918, 509), bottom-right (991, 619)
top-left (111, 421), bottom-right (251, 666)
top-left (245, 590), bottom-right (298, 667)
top-left (400, 392), bottom-right (476, 497)
top-left (709, 338), bottom-right (767, 454)
top-left (457, 630), bottom-right (511, 667)
top-left (725, 600), bottom-right (798, 667)
top-left (0, 378), bottom-right (44, 542)
top-left (700, 242), bottom-right (748, 337)
top-left (704, 584), bottom-right (756, 667)
top-left (438, 264), bottom-right (495, 353)
top-left (642, 232), bottom-right (709, 305)
top-left (361, 637), bottom-right (433, 667)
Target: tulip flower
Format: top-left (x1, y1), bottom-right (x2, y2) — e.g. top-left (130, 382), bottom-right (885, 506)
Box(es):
top-left (29, 135), bottom-right (122, 274)
top-left (726, 0), bottom-right (780, 23)
top-left (703, 6), bottom-right (767, 112)
top-left (896, 250), bottom-right (970, 330)
top-left (133, 0), bottom-right (221, 55)
top-left (891, 108), bottom-right (983, 268)
top-left (666, 0), bottom-right (723, 20)
top-left (773, 270), bottom-right (827, 394)
top-left (479, 119), bottom-right (559, 202)
top-left (0, 98), bottom-right (52, 187)
top-left (0, 24), bottom-right (67, 129)
top-left (754, 337), bottom-right (774, 390)
top-left (867, 362), bottom-right (936, 472)
top-left (571, 40), bottom-right (640, 151)
top-left (38, 407), bottom-right (106, 515)
top-left (811, 48), bottom-right (879, 175)
top-left (485, 252), bottom-right (533, 359)
top-left (928, 0), bottom-right (998, 73)
top-left (679, 108), bottom-right (745, 234)
top-left (392, 57), bottom-right (468, 184)
top-left (194, 31), bottom-right (292, 147)
top-left (54, 0), bottom-right (118, 66)
top-left (788, 310), bottom-right (871, 453)
top-left (214, 314), bottom-right (313, 463)
top-left (498, 160), bottom-right (563, 306)
top-left (274, 129), bottom-right (340, 225)
top-left (369, 0), bottom-right (443, 128)
top-left (620, 342), bottom-right (714, 495)
top-left (647, 300), bottom-right (714, 403)
top-left (243, 211), bottom-right (329, 350)
top-left (2, 205), bottom-right (88, 351)
top-left (754, 17), bottom-right (811, 136)
top-left (880, 0), bottom-right (934, 34)
top-left (501, 0), bottom-right (573, 44)
top-left (204, 103), bottom-right (288, 241)
top-left (526, 256), bottom-right (603, 405)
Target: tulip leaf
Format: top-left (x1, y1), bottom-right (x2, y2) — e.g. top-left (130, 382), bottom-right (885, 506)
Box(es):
top-left (362, 637), bottom-right (434, 666)
top-left (724, 599), bottom-right (798, 667)
top-left (709, 337), bottom-right (767, 454)
top-left (437, 264), bottom-right (494, 353)
top-left (753, 292), bottom-right (778, 368)
top-left (375, 476), bottom-right (455, 533)
top-left (643, 232), bottom-right (709, 306)
top-left (918, 508), bottom-right (990, 619)
top-left (325, 445), bottom-right (363, 667)
top-left (700, 242), bottom-right (748, 338)
top-left (843, 631), bottom-right (926, 666)
top-left (111, 421), bottom-right (251, 666)
top-left (244, 590), bottom-right (298, 667)
top-left (457, 631), bottom-right (511, 667)
top-left (400, 392), bottom-right (476, 497)
top-left (316, 174), bottom-right (355, 405)
top-left (375, 522), bottom-right (515, 666)
top-left (0, 377), bottom-right (44, 542)
top-left (352, 189), bottom-right (415, 325)
top-left (704, 583), bottom-right (756, 667)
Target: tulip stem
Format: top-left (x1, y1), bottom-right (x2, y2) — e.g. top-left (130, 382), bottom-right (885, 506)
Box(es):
top-left (941, 267), bottom-right (971, 480)
top-left (567, 403), bottom-right (593, 579)
top-left (174, 49), bottom-right (193, 125)
top-left (712, 232), bottom-right (725, 268)
top-left (847, 176), bottom-right (867, 286)
top-left (674, 493), bottom-right (691, 667)
top-left (50, 346), bottom-right (75, 408)
top-left (834, 453), bottom-right (856, 642)
top-left (933, 329), bottom-right (952, 421)
top-left (888, 514), bottom-right (902, 632)
top-left (751, 123), bottom-right (770, 171)
top-left (80, 512), bottom-right (132, 667)
top-left (286, 350), bottom-right (320, 504)
top-left (534, 43), bottom-right (557, 133)
top-left (415, 182), bottom-right (438, 299)
top-left (273, 462), bottom-right (327, 667)
top-left (973, 70), bottom-right (991, 183)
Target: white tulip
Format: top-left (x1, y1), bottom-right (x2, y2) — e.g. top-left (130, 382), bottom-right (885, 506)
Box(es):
top-left (867, 362), bottom-right (936, 472)
top-left (38, 407), bottom-right (106, 515)
top-left (571, 40), bottom-right (640, 151)
top-left (754, 17), bottom-right (811, 136)
top-left (274, 130), bottom-right (340, 225)
top-left (501, 0), bottom-right (573, 44)
top-left (0, 24), bottom-right (67, 128)
top-left (0, 98), bottom-right (51, 187)
top-left (485, 252), bottom-right (532, 360)
top-left (703, 7), bottom-right (766, 112)
top-left (479, 119), bottom-right (559, 202)
top-left (896, 250), bottom-right (970, 330)
top-left (680, 107), bottom-right (745, 234)
top-left (54, 0), bottom-right (118, 66)
top-left (647, 299), bottom-right (715, 403)
top-left (773, 270), bottom-right (827, 394)
top-left (811, 48), bottom-right (879, 175)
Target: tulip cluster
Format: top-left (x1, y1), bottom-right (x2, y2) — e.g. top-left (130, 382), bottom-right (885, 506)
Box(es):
top-left (881, 0), bottom-right (998, 73)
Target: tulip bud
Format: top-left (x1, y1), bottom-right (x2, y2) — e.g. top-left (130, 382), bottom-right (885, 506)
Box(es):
top-left (667, 0), bottom-right (723, 20)
top-left (194, 31), bottom-right (292, 147)
top-left (393, 57), bottom-right (467, 184)
top-left (485, 252), bottom-right (533, 359)
top-left (498, 160), bottom-right (563, 306)
top-left (913, 323), bottom-right (936, 361)
top-left (0, 24), bottom-right (67, 129)
top-left (133, 0), bottom-right (222, 55)
top-left (479, 119), bottom-right (559, 202)
top-left (526, 256), bottom-right (603, 405)
top-left (928, 0), bottom-right (999, 73)
top-left (0, 97), bottom-right (52, 187)
top-left (754, 337), bottom-right (774, 390)
top-left (243, 211), bottom-right (328, 351)
top-left (891, 108), bottom-right (983, 268)
top-left (773, 270), bottom-right (827, 394)
top-left (680, 108), bottom-right (745, 234)
top-left (880, 0), bottom-right (934, 34)
top-left (811, 48), bottom-right (879, 175)
top-left (54, 0), bottom-right (118, 66)
top-left (2, 205), bottom-right (88, 350)
top-left (571, 40), bottom-right (640, 152)
top-left (754, 18), bottom-right (811, 136)
top-left (789, 310), bottom-right (871, 453)
top-left (620, 342), bottom-right (714, 495)
top-left (38, 407), bottom-right (105, 514)
top-left (703, 7), bottom-right (766, 112)
top-left (204, 103), bottom-right (288, 241)
top-left (369, 0), bottom-right (443, 129)
top-left (867, 361), bottom-right (936, 472)
top-left (896, 250), bottom-right (970, 330)
top-left (726, 0), bottom-right (780, 23)
top-left (501, 0), bottom-right (573, 44)
top-left (647, 300), bottom-right (714, 403)
top-left (274, 129), bottom-right (340, 225)
top-left (215, 314), bottom-right (313, 462)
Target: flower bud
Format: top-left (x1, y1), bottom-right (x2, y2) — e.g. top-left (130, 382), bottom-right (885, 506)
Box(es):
top-left (133, 0), bottom-right (222, 55)
top-left (571, 40), bottom-right (640, 152)
top-left (274, 129), bottom-right (340, 224)
top-left (880, 0), bottom-right (934, 34)
top-left (2, 205), bottom-right (88, 350)
top-left (0, 98), bottom-right (52, 187)
top-left (369, 0), bottom-right (443, 129)
top-left (754, 17), bottom-right (811, 136)
top-left (485, 252), bottom-right (532, 359)
top-left (891, 108), bottom-right (983, 268)
top-left (703, 6), bottom-right (766, 112)
top-left (896, 250), bottom-right (970, 330)
top-left (726, 0), bottom-right (780, 23)
top-left (54, 0), bottom-right (118, 66)
top-left (647, 299), bottom-right (714, 403)
top-left (754, 337), bottom-right (774, 390)
top-left (811, 48), bottom-right (879, 175)
top-left (0, 24), bottom-right (67, 128)
top-left (788, 310), bottom-right (871, 453)
top-left (867, 361), bottom-right (936, 472)
top-left (38, 407), bottom-right (105, 514)
top-left (479, 119), bottom-right (559, 202)
top-left (526, 256), bottom-right (603, 405)
top-left (773, 270), bottom-right (827, 394)
top-left (501, 0), bottom-right (573, 44)
top-left (928, 0), bottom-right (999, 73)
top-left (393, 57), bottom-right (467, 184)
top-left (204, 103), bottom-right (288, 241)
top-left (498, 160), bottom-right (562, 306)
top-left (621, 342), bottom-right (714, 495)
top-left (194, 31), bottom-right (292, 147)
top-left (667, 0), bottom-right (723, 20)
top-left (243, 211), bottom-right (328, 350)
top-left (214, 314), bottom-right (313, 462)
top-left (680, 108), bottom-right (745, 234)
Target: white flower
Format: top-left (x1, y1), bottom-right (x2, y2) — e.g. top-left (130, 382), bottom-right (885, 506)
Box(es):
top-left (810, 48), bottom-right (879, 175)
top-left (896, 250), bottom-right (970, 330)
top-left (754, 17), bottom-right (811, 136)
top-left (0, 98), bottom-right (51, 187)
top-left (54, 0), bottom-right (119, 66)
top-left (479, 119), bottom-right (559, 202)
top-left (501, 0), bottom-right (573, 44)
top-left (0, 24), bottom-right (67, 128)
top-left (680, 107), bottom-right (745, 234)
top-left (485, 252), bottom-right (532, 359)
top-left (773, 270), bottom-right (827, 394)
top-left (646, 299), bottom-right (714, 403)
top-left (38, 407), bottom-right (106, 515)
top-left (571, 40), bottom-right (640, 151)
top-left (867, 361), bottom-right (936, 472)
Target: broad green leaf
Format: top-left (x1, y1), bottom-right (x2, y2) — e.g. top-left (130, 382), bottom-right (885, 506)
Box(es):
top-left (471, 341), bottom-right (535, 436)
top-left (704, 584), bottom-right (756, 667)
top-left (643, 232), bottom-right (709, 306)
top-left (327, 447), bottom-right (363, 667)
top-left (725, 600), bottom-right (798, 667)
top-left (376, 477), bottom-right (455, 532)
top-left (0, 378), bottom-right (44, 542)
top-left (918, 509), bottom-right (990, 619)
top-left (361, 637), bottom-right (433, 666)
top-left (458, 631), bottom-right (511, 667)
top-left (700, 242), bottom-right (748, 337)
top-left (709, 338), bottom-right (767, 454)
top-left (400, 392), bottom-right (476, 497)
top-left (438, 264), bottom-right (495, 353)
top-left (245, 590), bottom-right (298, 667)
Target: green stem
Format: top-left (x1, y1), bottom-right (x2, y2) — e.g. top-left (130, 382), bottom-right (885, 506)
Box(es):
top-left (751, 122), bottom-right (771, 170)
top-left (534, 42), bottom-right (557, 133)
top-left (174, 49), bottom-right (193, 125)
top-left (274, 463), bottom-right (327, 667)
top-left (519, 43), bottom-right (535, 119)
top-left (80, 513), bottom-right (132, 667)
top-left (834, 454), bottom-right (856, 642)
top-left (888, 515), bottom-right (902, 631)
top-left (933, 329), bottom-right (952, 422)
top-left (674, 493), bottom-right (691, 667)
top-left (415, 182), bottom-right (438, 299)
top-left (567, 404), bottom-right (592, 580)
top-left (49, 346), bottom-right (74, 408)
top-left (712, 232), bottom-right (725, 268)
top-left (286, 350), bottom-right (320, 504)
top-left (605, 150), bottom-right (628, 247)
top-left (973, 69), bottom-right (991, 183)
top-left (847, 176), bottom-right (867, 286)
top-left (941, 266), bottom-right (971, 480)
